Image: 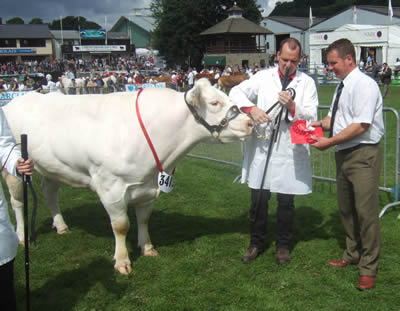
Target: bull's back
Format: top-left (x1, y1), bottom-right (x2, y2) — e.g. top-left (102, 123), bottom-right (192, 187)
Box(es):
top-left (3, 92), bottom-right (140, 184)
top-left (3, 89), bottom-right (183, 187)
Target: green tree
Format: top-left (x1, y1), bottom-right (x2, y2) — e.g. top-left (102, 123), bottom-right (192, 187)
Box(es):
top-left (48, 16), bottom-right (101, 30)
top-left (6, 17), bottom-right (24, 24)
top-left (29, 18), bottom-right (44, 24)
top-left (150, 0), bottom-right (262, 68)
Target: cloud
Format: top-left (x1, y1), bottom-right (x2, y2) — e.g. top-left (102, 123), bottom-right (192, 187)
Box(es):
top-left (0, 0), bottom-right (151, 28)
top-left (0, 0), bottom-right (289, 28)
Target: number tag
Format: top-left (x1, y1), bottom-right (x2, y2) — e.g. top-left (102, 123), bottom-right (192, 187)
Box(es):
top-left (158, 171), bottom-right (174, 193)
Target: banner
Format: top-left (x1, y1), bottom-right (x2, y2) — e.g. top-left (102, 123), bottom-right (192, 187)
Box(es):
top-left (73, 45), bottom-right (126, 52)
top-left (80, 29), bottom-right (106, 38)
top-left (0, 49), bottom-right (36, 54)
top-left (125, 83), bottom-right (166, 92)
top-left (0, 91), bottom-right (30, 106)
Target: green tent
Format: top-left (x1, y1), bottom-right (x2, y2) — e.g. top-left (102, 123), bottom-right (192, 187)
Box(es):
top-left (202, 56), bottom-right (226, 66)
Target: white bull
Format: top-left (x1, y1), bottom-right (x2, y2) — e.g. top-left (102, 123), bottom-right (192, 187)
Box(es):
top-left (2, 78), bottom-right (253, 274)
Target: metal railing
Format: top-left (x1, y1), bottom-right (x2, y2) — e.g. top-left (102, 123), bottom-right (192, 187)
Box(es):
top-left (188, 105), bottom-right (400, 219)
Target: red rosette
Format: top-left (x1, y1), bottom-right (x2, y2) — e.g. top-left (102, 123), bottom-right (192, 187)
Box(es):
top-left (291, 120), bottom-right (323, 144)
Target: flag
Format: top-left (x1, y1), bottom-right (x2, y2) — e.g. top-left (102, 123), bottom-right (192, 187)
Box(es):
top-left (352, 6), bottom-right (357, 24)
top-left (105, 16), bottom-right (108, 45)
top-left (309, 6), bottom-right (313, 28)
top-left (60, 16), bottom-right (64, 44)
top-left (78, 16), bottom-right (82, 45)
top-left (389, 0), bottom-right (394, 21)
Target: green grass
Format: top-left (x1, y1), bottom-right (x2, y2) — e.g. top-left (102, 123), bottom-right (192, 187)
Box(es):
top-left (8, 84), bottom-right (400, 310)
top-left (9, 157), bottom-right (399, 311)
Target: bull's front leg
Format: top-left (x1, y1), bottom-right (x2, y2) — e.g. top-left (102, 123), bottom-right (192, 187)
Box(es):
top-left (41, 178), bottom-right (69, 234)
top-left (135, 202), bottom-right (158, 257)
top-left (104, 202), bottom-right (132, 275)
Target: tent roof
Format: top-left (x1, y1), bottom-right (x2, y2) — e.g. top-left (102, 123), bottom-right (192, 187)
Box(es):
top-left (266, 16), bottom-right (326, 31)
top-left (201, 16), bottom-right (272, 35)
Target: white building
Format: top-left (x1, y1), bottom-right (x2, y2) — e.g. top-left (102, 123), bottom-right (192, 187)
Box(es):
top-left (262, 5), bottom-right (400, 64)
top-left (261, 16), bottom-right (325, 56)
top-left (309, 24), bottom-right (400, 72)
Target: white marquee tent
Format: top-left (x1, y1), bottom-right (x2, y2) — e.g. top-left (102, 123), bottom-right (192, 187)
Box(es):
top-left (309, 24), bottom-right (400, 71)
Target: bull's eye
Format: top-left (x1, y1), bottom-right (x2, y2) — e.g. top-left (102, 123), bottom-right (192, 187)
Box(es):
top-left (211, 101), bottom-right (218, 106)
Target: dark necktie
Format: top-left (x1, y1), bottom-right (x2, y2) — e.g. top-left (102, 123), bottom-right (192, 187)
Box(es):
top-left (329, 82), bottom-right (344, 138)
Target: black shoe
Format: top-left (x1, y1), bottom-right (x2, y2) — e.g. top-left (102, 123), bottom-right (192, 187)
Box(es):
top-left (242, 246), bottom-right (262, 264)
top-left (276, 248), bottom-right (290, 265)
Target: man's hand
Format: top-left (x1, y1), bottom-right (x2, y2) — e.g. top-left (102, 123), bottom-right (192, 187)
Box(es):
top-left (17, 158), bottom-right (34, 176)
top-left (249, 107), bottom-right (271, 125)
top-left (309, 121), bottom-right (322, 128)
top-left (310, 136), bottom-right (332, 151)
top-left (278, 91), bottom-right (295, 115)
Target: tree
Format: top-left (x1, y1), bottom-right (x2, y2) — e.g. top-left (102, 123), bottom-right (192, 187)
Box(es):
top-left (48, 16), bottom-right (101, 30)
top-left (6, 17), bottom-right (24, 24)
top-left (29, 18), bottom-right (44, 24)
top-left (150, 0), bottom-right (262, 68)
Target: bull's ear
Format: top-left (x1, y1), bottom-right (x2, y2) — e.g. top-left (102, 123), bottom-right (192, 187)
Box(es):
top-left (186, 83), bottom-right (200, 107)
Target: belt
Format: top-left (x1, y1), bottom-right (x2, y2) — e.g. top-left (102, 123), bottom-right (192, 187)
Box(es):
top-left (337, 143), bottom-right (379, 154)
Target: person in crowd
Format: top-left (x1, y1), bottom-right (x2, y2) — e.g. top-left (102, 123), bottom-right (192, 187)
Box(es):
top-left (10, 79), bottom-right (18, 91)
top-left (17, 80), bottom-right (25, 92)
top-left (229, 38), bottom-right (319, 265)
top-left (187, 67), bottom-right (195, 89)
top-left (394, 58), bottom-right (400, 78)
top-left (310, 38), bottom-right (384, 291)
top-left (0, 79), bottom-right (8, 92)
top-left (86, 78), bottom-right (98, 94)
top-left (380, 62), bottom-right (392, 98)
top-left (0, 109), bottom-right (34, 311)
top-left (23, 76), bottom-right (33, 91)
top-left (371, 62), bottom-right (381, 80)
top-left (94, 74), bottom-right (105, 89)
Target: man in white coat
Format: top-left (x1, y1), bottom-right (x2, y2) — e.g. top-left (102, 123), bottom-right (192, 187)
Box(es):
top-left (0, 109), bottom-right (34, 311)
top-left (229, 38), bottom-right (318, 264)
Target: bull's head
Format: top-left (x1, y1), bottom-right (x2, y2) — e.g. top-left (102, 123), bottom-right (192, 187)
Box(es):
top-left (185, 78), bottom-right (253, 143)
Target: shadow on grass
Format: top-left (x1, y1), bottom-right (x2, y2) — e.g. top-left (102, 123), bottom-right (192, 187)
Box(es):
top-left (34, 198), bottom-right (347, 261)
top-left (17, 258), bottom-right (125, 311)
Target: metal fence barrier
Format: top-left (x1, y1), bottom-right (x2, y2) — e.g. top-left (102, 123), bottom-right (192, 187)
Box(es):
top-left (2, 87), bottom-right (399, 218)
top-left (188, 105), bottom-right (400, 219)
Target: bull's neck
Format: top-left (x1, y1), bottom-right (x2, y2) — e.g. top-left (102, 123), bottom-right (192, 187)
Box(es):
top-left (145, 92), bottom-right (212, 172)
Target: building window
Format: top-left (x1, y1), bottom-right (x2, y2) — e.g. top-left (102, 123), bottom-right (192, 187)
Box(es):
top-left (20, 38), bottom-right (46, 47)
top-left (0, 39), bottom-right (17, 47)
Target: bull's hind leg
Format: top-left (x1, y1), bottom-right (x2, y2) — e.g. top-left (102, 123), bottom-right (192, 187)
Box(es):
top-left (41, 177), bottom-right (69, 234)
top-left (135, 202), bottom-right (158, 257)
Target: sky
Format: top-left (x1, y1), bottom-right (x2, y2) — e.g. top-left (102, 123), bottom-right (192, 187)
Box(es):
top-left (0, 0), bottom-right (290, 30)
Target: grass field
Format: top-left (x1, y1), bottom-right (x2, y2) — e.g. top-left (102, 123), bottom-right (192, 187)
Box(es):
top-left (8, 84), bottom-right (400, 310)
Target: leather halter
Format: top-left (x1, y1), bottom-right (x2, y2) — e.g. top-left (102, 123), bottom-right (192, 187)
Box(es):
top-left (184, 90), bottom-right (241, 138)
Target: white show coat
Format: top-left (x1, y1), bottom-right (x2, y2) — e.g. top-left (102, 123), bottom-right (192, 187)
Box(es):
top-left (0, 109), bottom-right (21, 266)
top-left (229, 68), bottom-right (318, 194)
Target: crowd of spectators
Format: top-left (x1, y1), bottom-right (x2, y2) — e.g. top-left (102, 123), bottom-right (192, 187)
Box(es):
top-left (0, 55), bottom-right (157, 76)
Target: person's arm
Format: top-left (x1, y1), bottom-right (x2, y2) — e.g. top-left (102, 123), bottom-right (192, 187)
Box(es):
top-left (229, 73), bottom-right (270, 125)
top-left (311, 74), bottom-right (379, 151)
top-left (310, 115), bottom-right (331, 131)
top-left (0, 109), bottom-right (21, 175)
top-left (310, 123), bottom-right (370, 151)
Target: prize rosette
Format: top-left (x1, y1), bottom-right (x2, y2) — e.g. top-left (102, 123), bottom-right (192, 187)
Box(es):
top-left (290, 120), bottom-right (323, 144)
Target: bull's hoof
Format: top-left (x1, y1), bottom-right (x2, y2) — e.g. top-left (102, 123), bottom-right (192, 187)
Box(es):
top-left (57, 228), bottom-right (69, 235)
top-left (53, 224), bottom-right (69, 235)
top-left (142, 248), bottom-right (159, 257)
top-left (114, 263), bottom-right (132, 275)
